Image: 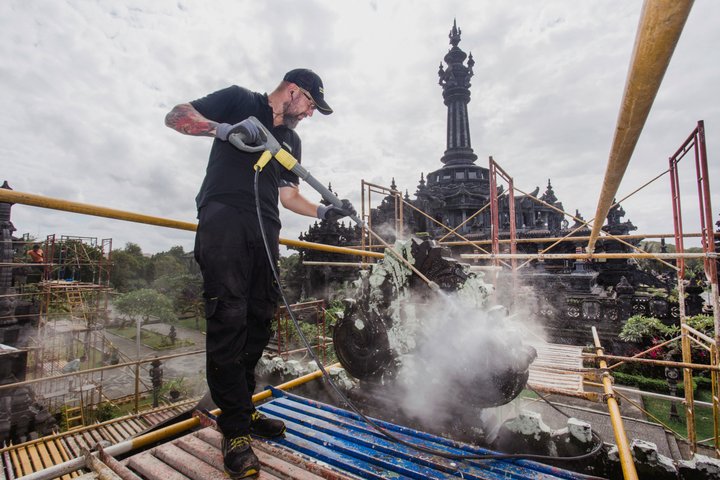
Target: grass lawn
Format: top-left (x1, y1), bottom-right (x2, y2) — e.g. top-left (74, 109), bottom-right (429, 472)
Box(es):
top-left (518, 389), bottom-right (540, 400)
top-left (107, 326), bottom-right (194, 350)
top-left (642, 389), bottom-right (716, 443)
top-left (177, 315), bottom-right (206, 333)
top-left (113, 397), bottom-right (155, 416)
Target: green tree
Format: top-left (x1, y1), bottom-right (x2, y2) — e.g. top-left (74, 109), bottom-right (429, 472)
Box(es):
top-left (166, 245), bottom-right (188, 261)
top-left (111, 243), bottom-right (150, 292)
top-left (152, 273), bottom-right (203, 318)
top-left (619, 314), bottom-right (714, 366)
top-left (619, 315), bottom-right (676, 343)
top-left (637, 241), bottom-right (704, 280)
top-left (114, 288), bottom-right (176, 324)
top-left (150, 254), bottom-right (185, 279)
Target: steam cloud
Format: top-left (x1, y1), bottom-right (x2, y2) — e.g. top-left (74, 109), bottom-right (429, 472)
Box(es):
top-left (389, 281), bottom-right (545, 434)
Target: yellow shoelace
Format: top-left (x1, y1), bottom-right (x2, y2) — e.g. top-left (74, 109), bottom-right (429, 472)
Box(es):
top-left (228, 435), bottom-right (251, 451)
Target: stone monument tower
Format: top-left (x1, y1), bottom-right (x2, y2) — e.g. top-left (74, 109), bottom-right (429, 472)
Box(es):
top-left (438, 19), bottom-right (477, 166)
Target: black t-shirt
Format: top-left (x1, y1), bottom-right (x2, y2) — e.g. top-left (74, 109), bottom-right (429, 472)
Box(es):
top-left (191, 86), bottom-right (301, 227)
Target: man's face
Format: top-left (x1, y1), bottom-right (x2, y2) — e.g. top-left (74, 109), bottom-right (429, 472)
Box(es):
top-left (281, 87), bottom-right (316, 129)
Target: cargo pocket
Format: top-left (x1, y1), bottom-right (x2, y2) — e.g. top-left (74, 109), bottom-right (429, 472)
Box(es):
top-left (204, 296), bottom-right (219, 320)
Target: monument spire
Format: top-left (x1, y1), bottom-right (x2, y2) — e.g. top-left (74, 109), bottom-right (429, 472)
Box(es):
top-left (438, 19), bottom-right (477, 166)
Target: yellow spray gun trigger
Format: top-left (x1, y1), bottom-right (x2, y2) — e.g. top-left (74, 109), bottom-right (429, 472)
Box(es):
top-left (253, 151), bottom-right (273, 172)
top-left (226, 116), bottom-right (298, 172)
top-left (253, 148), bottom-right (298, 172)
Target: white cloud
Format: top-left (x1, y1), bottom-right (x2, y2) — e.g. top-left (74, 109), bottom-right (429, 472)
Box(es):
top-left (1, 0), bottom-right (717, 254)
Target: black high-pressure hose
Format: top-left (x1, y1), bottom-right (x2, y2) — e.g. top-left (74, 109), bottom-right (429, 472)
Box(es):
top-left (253, 170), bottom-right (608, 478)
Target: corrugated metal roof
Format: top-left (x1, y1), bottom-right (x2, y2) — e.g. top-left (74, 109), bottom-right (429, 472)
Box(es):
top-left (112, 388), bottom-right (588, 479)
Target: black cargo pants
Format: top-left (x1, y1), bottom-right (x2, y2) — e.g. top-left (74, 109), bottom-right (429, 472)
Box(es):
top-left (194, 201), bottom-right (280, 437)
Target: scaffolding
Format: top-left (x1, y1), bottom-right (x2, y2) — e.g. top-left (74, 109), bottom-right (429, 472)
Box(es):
top-left (353, 117), bottom-right (718, 460)
top-left (273, 300), bottom-right (330, 364)
top-left (360, 180), bottom-right (403, 260)
top-left (17, 235), bottom-right (117, 426)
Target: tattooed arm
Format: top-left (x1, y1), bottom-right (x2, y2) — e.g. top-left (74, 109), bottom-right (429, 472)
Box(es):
top-left (165, 103), bottom-right (218, 137)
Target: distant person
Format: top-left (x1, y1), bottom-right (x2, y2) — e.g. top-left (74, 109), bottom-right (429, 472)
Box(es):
top-left (165, 68), bottom-right (355, 479)
top-left (27, 244), bottom-right (44, 263)
top-left (26, 244), bottom-right (46, 282)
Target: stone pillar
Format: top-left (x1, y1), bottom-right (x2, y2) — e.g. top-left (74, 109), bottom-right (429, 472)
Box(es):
top-left (0, 181), bottom-right (18, 329)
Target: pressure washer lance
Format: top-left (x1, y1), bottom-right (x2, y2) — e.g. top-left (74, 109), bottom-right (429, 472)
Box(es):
top-left (229, 116), bottom-right (440, 291)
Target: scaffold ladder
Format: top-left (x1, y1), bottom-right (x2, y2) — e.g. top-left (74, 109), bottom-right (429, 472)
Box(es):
top-left (65, 288), bottom-right (87, 322)
top-left (64, 403), bottom-right (84, 430)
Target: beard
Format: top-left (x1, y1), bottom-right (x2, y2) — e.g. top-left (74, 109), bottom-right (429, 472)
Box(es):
top-left (283, 114), bottom-right (300, 130)
top-left (280, 99), bottom-right (304, 130)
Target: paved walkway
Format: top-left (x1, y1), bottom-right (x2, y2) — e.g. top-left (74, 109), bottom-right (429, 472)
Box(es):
top-left (102, 322), bottom-right (207, 398)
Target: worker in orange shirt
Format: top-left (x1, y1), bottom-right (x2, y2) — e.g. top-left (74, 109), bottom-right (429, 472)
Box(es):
top-left (27, 244), bottom-right (46, 282)
top-left (27, 244), bottom-right (44, 263)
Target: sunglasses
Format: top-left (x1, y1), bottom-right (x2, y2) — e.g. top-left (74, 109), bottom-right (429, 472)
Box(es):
top-left (297, 87), bottom-right (316, 110)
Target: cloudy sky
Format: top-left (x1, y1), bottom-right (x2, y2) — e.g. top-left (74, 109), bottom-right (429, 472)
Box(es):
top-left (1, 1), bottom-right (718, 255)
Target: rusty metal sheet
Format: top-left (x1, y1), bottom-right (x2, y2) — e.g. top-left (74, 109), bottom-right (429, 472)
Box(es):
top-left (98, 447), bottom-right (143, 480)
top-left (88, 428), bottom-right (105, 445)
top-left (185, 430), bottom-right (288, 479)
top-left (99, 425), bottom-right (120, 444)
top-left (153, 443), bottom-right (223, 479)
top-left (107, 422), bottom-right (127, 439)
top-left (77, 432), bottom-right (94, 450)
top-left (254, 442), bottom-right (346, 480)
top-left (63, 435), bottom-right (82, 458)
top-left (4, 449), bottom-right (17, 480)
top-left (126, 453), bottom-right (189, 480)
top-left (113, 420), bottom-right (135, 438)
top-left (255, 440), bottom-right (357, 480)
top-left (85, 449), bottom-right (124, 480)
top-left (173, 435), bottom-right (222, 470)
top-left (175, 431), bottom-right (329, 480)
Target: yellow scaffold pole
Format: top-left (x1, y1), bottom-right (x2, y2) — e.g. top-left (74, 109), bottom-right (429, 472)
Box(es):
top-left (593, 327), bottom-right (639, 480)
top-left (587, 0), bottom-right (694, 253)
top-left (0, 188), bottom-right (384, 259)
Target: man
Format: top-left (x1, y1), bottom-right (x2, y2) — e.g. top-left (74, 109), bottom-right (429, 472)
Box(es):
top-left (27, 244), bottom-right (46, 282)
top-left (27, 244), bottom-right (44, 263)
top-left (165, 69), bottom-right (354, 479)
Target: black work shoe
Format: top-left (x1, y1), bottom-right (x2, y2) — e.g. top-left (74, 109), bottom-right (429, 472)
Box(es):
top-left (222, 435), bottom-right (259, 479)
top-left (250, 410), bottom-right (286, 438)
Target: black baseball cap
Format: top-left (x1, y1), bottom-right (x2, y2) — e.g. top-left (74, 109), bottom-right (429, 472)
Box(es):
top-left (283, 68), bottom-right (333, 115)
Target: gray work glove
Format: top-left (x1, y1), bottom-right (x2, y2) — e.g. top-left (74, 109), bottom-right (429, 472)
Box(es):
top-left (215, 118), bottom-right (261, 143)
top-left (317, 199), bottom-right (357, 221)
